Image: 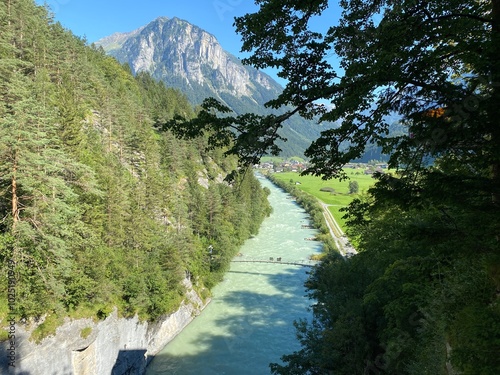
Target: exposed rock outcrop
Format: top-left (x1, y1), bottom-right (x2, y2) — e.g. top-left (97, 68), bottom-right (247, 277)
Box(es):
top-left (95, 16), bottom-right (334, 158)
top-left (1, 278), bottom-right (208, 375)
top-left (96, 17), bottom-right (281, 107)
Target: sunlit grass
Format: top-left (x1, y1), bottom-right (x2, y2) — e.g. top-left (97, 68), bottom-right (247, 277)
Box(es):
top-left (273, 168), bottom-right (379, 231)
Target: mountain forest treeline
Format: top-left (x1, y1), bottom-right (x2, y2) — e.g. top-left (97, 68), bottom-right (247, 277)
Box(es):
top-left (0, 0), bottom-right (271, 339)
top-left (100, 15), bottom-right (342, 160)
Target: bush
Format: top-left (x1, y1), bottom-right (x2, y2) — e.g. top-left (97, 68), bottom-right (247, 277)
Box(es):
top-left (80, 327), bottom-right (92, 339)
top-left (320, 187), bottom-right (335, 193)
top-left (348, 180), bottom-right (359, 194)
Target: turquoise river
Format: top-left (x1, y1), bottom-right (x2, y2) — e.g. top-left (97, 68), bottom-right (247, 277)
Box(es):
top-left (146, 175), bottom-right (322, 374)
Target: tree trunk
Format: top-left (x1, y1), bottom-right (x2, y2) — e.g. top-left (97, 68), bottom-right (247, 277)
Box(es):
top-left (7, 0), bottom-right (11, 26)
top-left (11, 151), bottom-right (19, 231)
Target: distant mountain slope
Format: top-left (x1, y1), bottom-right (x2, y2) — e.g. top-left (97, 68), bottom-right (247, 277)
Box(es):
top-left (96, 16), bottom-right (329, 158)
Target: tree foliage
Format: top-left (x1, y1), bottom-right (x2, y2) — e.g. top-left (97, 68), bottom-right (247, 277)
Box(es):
top-left (165, 0), bottom-right (500, 373)
top-left (348, 180), bottom-right (359, 194)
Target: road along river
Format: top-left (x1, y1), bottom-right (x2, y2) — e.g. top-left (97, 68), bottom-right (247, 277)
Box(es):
top-left (146, 176), bottom-right (322, 374)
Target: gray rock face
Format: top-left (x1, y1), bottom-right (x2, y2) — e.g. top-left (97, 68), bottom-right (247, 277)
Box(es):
top-left (1, 278), bottom-right (208, 375)
top-left (97, 17), bottom-right (281, 107)
top-left (96, 16), bottom-right (336, 158)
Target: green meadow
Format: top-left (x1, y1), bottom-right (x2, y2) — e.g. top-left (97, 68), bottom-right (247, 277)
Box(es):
top-left (272, 168), bottom-right (377, 229)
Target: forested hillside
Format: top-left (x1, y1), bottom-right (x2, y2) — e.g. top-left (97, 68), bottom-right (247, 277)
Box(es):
top-left (0, 0), bottom-right (271, 339)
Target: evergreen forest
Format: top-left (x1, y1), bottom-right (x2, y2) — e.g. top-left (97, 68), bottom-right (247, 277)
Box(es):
top-left (0, 0), bottom-right (271, 340)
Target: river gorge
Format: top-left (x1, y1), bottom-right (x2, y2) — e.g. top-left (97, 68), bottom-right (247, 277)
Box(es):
top-left (146, 176), bottom-right (322, 374)
top-left (0, 176), bottom-right (321, 375)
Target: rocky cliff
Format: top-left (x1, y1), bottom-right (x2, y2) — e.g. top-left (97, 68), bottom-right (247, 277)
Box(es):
top-left (97, 17), bottom-right (281, 108)
top-left (1, 278), bottom-right (208, 375)
top-left (96, 17), bottom-right (332, 158)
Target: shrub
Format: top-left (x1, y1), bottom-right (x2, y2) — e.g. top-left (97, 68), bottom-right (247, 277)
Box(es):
top-left (80, 327), bottom-right (92, 339)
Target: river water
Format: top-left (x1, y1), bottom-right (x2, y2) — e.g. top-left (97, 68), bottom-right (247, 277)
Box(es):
top-left (146, 176), bottom-right (322, 375)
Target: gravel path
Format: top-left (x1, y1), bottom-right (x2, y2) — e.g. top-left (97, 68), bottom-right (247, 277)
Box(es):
top-left (319, 201), bottom-right (357, 257)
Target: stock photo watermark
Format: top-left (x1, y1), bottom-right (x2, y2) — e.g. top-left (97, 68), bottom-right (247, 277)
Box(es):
top-left (6, 259), bottom-right (17, 369)
top-left (213, 0), bottom-right (243, 21)
top-left (44, 0), bottom-right (71, 14)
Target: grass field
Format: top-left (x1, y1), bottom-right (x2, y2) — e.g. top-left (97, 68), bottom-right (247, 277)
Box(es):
top-left (272, 169), bottom-right (377, 230)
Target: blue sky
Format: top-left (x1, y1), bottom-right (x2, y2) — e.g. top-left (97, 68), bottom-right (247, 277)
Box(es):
top-left (36, 0), bottom-right (342, 85)
top-left (37, 0), bottom-right (260, 56)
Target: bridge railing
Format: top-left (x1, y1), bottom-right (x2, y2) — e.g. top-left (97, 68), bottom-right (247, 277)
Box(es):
top-left (230, 258), bottom-right (319, 267)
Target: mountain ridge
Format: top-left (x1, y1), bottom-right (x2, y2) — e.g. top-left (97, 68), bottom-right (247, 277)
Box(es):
top-left (96, 16), bottom-right (281, 106)
top-left (96, 16), bottom-right (328, 158)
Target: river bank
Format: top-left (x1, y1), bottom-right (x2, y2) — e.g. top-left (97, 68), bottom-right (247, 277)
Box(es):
top-left (1, 175), bottom-right (321, 375)
top-left (265, 173), bottom-right (355, 256)
top-left (145, 175), bottom-right (322, 374)
top-left (0, 278), bottom-right (208, 375)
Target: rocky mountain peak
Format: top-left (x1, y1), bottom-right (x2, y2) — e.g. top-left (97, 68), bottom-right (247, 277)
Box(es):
top-left (96, 17), bottom-right (280, 107)
top-left (96, 16), bottom-right (336, 158)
